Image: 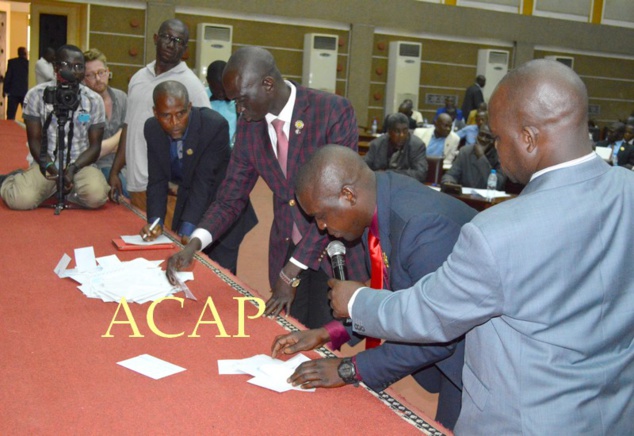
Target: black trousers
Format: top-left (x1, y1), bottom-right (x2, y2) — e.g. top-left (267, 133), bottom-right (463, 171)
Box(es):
top-left (284, 243), bottom-right (335, 329)
top-left (6, 95), bottom-right (24, 120)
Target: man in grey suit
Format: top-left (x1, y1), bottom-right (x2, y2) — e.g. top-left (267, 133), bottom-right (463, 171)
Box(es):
top-left (363, 113), bottom-right (428, 182)
top-left (329, 59), bottom-right (634, 434)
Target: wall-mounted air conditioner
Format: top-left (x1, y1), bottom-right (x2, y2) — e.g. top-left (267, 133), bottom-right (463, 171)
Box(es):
top-left (302, 33), bottom-right (339, 94)
top-left (385, 41), bottom-right (422, 116)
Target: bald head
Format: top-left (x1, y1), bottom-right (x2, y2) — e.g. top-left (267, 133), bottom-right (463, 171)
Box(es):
top-left (295, 145), bottom-right (376, 241)
top-left (153, 80), bottom-right (189, 106)
top-left (158, 19), bottom-right (189, 42)
top-left (489, 59), bottom-right (591, 184)
top-left (222, 46), bottom-right (288, 121)
top-left (224, 46), bottom-right (283, 84)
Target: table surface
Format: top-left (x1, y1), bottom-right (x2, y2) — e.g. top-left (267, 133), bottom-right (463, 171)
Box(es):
top-left (0, 199), bottom-right (446, 435)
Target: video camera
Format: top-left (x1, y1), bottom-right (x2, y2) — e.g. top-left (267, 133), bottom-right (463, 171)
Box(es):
top-left (43, 81), bottom-right (81, 114)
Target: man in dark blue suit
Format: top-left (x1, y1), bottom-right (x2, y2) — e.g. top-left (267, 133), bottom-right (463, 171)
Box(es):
top-left (166, 47), bottom-right (368, 329)
top-left (3, 47), bottom-right (29, 120)
top-left (141, 80), bottom-right (256, 274)
top-left (272, 145), bottom-right (476, 430)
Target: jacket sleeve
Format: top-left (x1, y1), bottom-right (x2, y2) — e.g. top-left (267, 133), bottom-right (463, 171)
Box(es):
top-left (180, 114), bottom-right (230, 226)
top-left (145, 119), bottom-right (169, 223)
top-left (291, 97), bottom-right (359, 270)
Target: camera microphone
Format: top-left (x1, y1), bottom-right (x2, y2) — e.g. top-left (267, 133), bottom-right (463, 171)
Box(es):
top-left (326, 240), bottom-right (347, 280)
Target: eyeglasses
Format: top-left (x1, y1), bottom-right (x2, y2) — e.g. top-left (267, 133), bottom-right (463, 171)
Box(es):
top-left (58, 61), bottom-right (85, 72)
top-left (84, 69), bottom-right (109, 81)
top-left (158, 33), bottom-right (187, 47)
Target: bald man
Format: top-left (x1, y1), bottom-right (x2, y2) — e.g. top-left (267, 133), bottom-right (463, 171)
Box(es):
top-left (166, 46), bottom-right (368, 329)
top-left (272, 145), bottom-right (476, 429)
top-left (330, 60), bottom-right (634, 433)
top-left (141, 81), bottom-right (256, 274)
top-left (413, 113), bottom-right (460, 168)
top-left (109, 18), bottom-right (210, 209)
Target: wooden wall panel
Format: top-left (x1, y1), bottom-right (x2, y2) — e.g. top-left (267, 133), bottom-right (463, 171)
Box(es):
top-left (177, 12), bottom-right (349, 94)
top-left (370, 32), bottom-right (514, 124)
top-left (89, 5), bottom-right (146, 91)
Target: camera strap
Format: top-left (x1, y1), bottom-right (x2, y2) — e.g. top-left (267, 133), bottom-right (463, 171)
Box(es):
top-left (39, 111), bottom-right (54, 175)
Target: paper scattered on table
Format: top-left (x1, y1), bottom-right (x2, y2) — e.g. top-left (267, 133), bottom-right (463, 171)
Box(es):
top-left (54, 246), bottom-right (195, 303)
top-left (218, 354), bottom-right (315, 393)
top-left (464, 187), bottom-right (511, 199)
top-left (121, 234), bottom-right (173, 246)
top-left (117, 354), bottom-right (185, 380)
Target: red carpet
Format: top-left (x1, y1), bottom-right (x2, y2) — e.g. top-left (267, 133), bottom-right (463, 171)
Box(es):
top-left (0, 120), bottom-right (445, 435)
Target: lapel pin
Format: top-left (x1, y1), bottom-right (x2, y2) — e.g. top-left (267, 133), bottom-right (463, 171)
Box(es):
top-left (186, 148), bottom-right (193, 156)
top-left (295, 120), bottom-right (304, 135)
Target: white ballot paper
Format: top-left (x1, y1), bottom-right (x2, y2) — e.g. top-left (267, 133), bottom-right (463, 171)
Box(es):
top-left (218, 354), bottom-right (315, 393)
top-left (464, 187), bottom-right (511, 199)
top-left (121, 234), bottom-right (173, 246)
top-left (54, 247), bottom-right (195, 303)
top-left (117, 354), bottom-right (185, 380)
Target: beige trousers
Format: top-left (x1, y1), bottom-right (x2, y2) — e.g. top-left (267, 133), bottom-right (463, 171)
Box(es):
top-left (1, 163), bottom-right (109, 210)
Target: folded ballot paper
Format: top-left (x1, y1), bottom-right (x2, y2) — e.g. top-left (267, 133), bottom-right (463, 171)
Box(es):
top-left (54, 246), bottom-right (195, 303)
top-left (218, 354), bottom-right (315, 393)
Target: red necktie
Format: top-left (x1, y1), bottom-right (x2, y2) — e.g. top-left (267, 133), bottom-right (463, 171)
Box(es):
top-left (365, 231), bottom-right (383, 349)
top-left (272, 118), bottom-right (301, 244)
top-left (272, 119), bottom-right (288, 177)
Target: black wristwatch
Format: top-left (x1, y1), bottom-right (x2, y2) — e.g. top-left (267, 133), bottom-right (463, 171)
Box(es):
top-left (337, 357), bottom-right (359, 386)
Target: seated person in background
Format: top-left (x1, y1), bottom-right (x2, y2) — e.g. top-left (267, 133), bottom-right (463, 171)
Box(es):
top-left (434, 96), bottom-right (463, 124)
top-left (206, 60), bottom-right (237, 148)
top-left (83, 48), bottom-right (128, 196)
top-left (0, 45), bottom-right (109, 210)
top-left (466, 101), bottom-right (487, 125)
top-left (272, 145), bottom-right (477, 430)
top-left (363, 112), bottom-right (428, 183)
top-left (402, 98), bottom-right (424, 126)
top-left (624, 123), bottom-right (634, 146)
top-left (141, 81), bottom-right (256, 274)
top-left (456, 110), bottom-right (488, 147)
top-left (595, 121), bottom-right (633, 168)
top-left (441, 123), bottom-right (507, 190)
top-left (413, 113), bottom-right (460, 168)
top-left (446, 106), bottom-right (465, 131)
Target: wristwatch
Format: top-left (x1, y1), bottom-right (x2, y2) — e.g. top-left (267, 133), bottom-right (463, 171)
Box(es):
top-left (279, 270), bottom-right (301, 288)
top-left (337, 357), bottom-right (359, 386)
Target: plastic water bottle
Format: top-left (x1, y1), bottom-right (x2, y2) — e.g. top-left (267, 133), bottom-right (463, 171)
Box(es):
top-left (371, 117), bottom-right (378, 135)
top-left (487, 169), bottom-right (497, 201)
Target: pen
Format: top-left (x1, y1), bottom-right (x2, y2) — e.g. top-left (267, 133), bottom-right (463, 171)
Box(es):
top-left (148, 217), bottom-right (160, 232)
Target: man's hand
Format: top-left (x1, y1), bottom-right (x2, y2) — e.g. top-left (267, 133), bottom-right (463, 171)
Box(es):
top-left (62, 164), bottom-right (79, 194)
top-left (271, 328), bottom-right (331, 358)
top-left (288, 358), bottom-right (346, 389)
top-left (328, 278), bottom-right (364, 319)
top-left (166, 238), bottom-right (201, 285)
top-left (108, 172), bottom-right (123, 203)
top-left (264, 262), bottom-right (302, 318)
top-left (140, 222), bottom-right (163, 242)
top-left (264, 277), bottom-right (296, 318)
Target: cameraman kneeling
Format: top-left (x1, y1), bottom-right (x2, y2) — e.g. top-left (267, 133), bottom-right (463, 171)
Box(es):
top-left (0, 45), bottom-right (109, 210)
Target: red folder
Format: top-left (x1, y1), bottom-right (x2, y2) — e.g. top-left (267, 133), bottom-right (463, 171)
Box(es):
top-left (112, 238), bottom-right (175, 251)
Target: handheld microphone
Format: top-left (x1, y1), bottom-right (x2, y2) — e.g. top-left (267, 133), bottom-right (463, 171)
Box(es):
top-left (326, 240), bottom-right (347, 280)
top-left (327, 241), bottom-right (351, 324)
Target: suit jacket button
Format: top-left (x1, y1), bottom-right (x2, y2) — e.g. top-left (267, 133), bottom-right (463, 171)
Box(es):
top-left (289, 199), bottom-right (296, 207)
top-left (285, 237), bottom-right (290, 242)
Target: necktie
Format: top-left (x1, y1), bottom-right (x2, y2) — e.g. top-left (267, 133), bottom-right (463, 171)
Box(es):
top-left (272, 118), bottom-right (302, 244)
top-left (365, 231), bottom-right (384, 349)
top-left (272, 119), bottom-right (288, 177)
